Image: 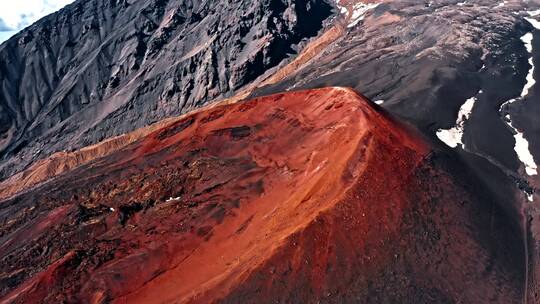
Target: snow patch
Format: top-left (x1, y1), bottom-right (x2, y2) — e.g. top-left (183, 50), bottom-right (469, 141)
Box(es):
top-left (374, 100), bottom-right (384, 105)
top-left (498, 28), bottom-right (539, 178)
top-left (348, 3), bottom-right (380, 28)
top-left (528, 9), bottom-right (540, 17)
top-left (334, 1), bottom-right (380, 28)
top-left (521, 32), bottom-right (533, 53)
top-left (519, 33), bottom-right (535, 97)
top-left (436, 95), bottom-right (478, 149)
top-left (500, 98), bottom-right (538, 177)
top-left (525, 16), bottom-right (540, 30)
top-left (335, 0), bottom-right (348, 15)
top-left (507, 117), bottom-right (538, 177)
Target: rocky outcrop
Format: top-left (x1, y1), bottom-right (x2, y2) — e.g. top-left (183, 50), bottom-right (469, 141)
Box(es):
top-left (0, 0), bottom-right (333, 180)
top-left (0, 88), bottom-right (524, 303)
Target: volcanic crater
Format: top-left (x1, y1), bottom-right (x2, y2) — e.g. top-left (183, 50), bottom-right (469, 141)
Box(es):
top-left (0, 87), bottom-right (525, 303)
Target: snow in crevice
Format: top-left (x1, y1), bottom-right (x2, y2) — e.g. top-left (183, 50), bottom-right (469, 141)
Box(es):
top-left (496, 1), bottom-right (507, 8)
top-left (528, 9), bottom-right (540, 17)
top-left (335, 0), bottom-right (348, 16)
top-left (348, 3), bottom-right (380, 28)
top-left (526, 16), bottom-right (540, 29)
top-left (519, 33), bottom-right (535, 98)
top-left (374, 99), bottom-right (384, 105)
top-left (504, 112), bottom-right (538, 178)
top-left (498, 21), bottom-right (539, 179)
top-left (436, 92), bottom-right (480, 149)
top-left (335, 1), bottom-right (379, 28)
top-left (335, 0), bottom-right (348, 15)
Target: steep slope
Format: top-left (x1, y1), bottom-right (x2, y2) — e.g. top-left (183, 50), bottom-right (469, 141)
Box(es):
top-left (254, 0), bottom-right (540, 203)
top-left (0, 114), bottom-right (183, 200)
top-left (0, 0), bottom-right (333, 180)
top-left (4, 1), bottom-right (540, 205)
top-left (0, 88), bottom-right (524, 303)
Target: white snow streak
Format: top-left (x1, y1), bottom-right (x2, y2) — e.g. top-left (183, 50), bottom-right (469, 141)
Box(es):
top-left (520, 33), bottom-right (535, 98)
top-left (528, 9), bottom-right (540, 17)
top-left (526, 16), bottom-right (540, 30)
top-left (348, 3), bottom-right (379, 27)
top-left (498, 16), bottom-right (540, 179)
top-left (334, 1), bottom-right (379, 28)
top-left (348, 3), bottom-right (380, 28)
top-left (335, 0), bottom-right (348, 15)
top-left (505, 112), bottom-right (538, 178)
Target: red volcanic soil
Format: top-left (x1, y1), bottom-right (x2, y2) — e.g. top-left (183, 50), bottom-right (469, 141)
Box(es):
top-left (0, 88), bottom-right (525, 303)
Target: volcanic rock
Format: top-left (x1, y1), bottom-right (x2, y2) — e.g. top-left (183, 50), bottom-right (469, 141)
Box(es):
top-left (0, 0), bottom-right (333, 180)
top-left (0, 88), bottom-right (524, 303)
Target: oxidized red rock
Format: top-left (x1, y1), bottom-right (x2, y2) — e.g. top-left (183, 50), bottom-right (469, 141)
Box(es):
top-left (0, 88), bottom-right (524, 303)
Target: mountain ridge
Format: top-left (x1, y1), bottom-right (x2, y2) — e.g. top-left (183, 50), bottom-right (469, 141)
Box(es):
top-left (0, 0), bottom-right (334, 180)
top-left (0, 87), bottom-right (525, 303)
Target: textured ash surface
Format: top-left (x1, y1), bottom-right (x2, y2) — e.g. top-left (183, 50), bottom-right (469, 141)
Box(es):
top-left (0, 0), bottom-right (332, 179)
top-left (0, 0), bottom-right (539, 302)
top-left (0, 88), bottom-right (524, 303)
top-left (2, 0), bottom-right (539, 198)
top-left (254, 0), bottom-right (540, 205)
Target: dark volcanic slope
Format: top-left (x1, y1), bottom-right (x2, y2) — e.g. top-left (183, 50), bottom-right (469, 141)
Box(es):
top-left (0, 88), bottom-right (524, 303)
top-left (0, 0), bottom-right (332, 179)
top-left (0, 1), bottom-right (538, 301)
top-left (256, 0), bottom-right (540, 203)
top-left (3, 0), bottom-right (539, 205)
top-left (252, 2), bottom-right (540, 299)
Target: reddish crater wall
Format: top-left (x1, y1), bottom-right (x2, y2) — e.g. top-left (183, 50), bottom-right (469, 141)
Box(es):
top-left (0, 87), bottom-right (524, 303)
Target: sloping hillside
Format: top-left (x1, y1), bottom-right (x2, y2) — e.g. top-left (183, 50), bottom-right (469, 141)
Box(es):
top-left (0, 88), bottom-right (524, 303)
